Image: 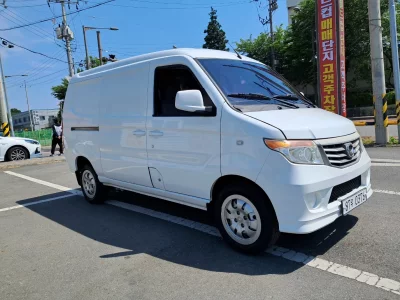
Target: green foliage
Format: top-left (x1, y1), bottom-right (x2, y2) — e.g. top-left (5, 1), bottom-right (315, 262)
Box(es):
top-left (385, 91), bottom-right (396, 105)
top-left (235, 0), bottom-right (400, 91)
top-left (346, 92), bottom-right (373, 108)
top-left (236, 26), bottom-right (288, 74)
top-left (203, 7), bottom-right (229, 51)
top-left (51, 78), bottom-right (69, 101)
top-left (388, 136), bottom-right (399, 145)
top-left (10, 108), bottom-right (21, 115)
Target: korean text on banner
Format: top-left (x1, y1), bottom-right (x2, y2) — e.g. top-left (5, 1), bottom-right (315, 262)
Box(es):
top-left (318, 0), bottom-right (339, 114)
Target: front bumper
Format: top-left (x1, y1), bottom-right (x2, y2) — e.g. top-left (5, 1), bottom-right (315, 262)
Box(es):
top-left (256, 148), bottom-right (372, 234)
top-left (30, 146), bottom-right (42, 159)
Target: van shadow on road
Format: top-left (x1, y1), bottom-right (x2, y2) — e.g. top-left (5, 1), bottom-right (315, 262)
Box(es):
top-left (19, 190), bottom-right (358, 276)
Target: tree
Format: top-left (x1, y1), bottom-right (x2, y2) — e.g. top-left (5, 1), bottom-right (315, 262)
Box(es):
top-left (51, 78), bottom-right (69, 101)
top-left (236, 26), bottom-right (288, 74)
top-left (51, 78), bottom-right (68, 122)
top-left (236, 0), bottom-right (400, 94)
top-left (11, 108), bottom-right (21, 116)
top-left (203, 7), bottom-right (229, 51)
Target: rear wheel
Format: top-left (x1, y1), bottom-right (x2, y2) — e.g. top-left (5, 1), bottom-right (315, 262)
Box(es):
top-left (80, 165), bottom-right (108, 204)
top-left (214, 185), bottom-right (280, 254)
top-left (7, 146), bottom-right (28, 161)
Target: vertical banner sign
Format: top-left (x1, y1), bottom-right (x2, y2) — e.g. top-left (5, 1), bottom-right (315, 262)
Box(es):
top-left (338, 0), bottom-right (347, 116)
top-left (317, 0), bottom-right (339, 114)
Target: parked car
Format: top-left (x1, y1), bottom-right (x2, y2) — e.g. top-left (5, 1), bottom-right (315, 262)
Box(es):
top-left (0, 136), bottom-right (42, 161)
top-left (63, 48), bottom-right (372, 254)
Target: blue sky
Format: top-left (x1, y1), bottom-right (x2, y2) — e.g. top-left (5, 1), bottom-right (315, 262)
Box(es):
top-left (0, 0), bottom-right (288, 111)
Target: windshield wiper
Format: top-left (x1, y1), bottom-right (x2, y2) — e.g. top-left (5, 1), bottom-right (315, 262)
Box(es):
top-left (227, 93), bottom-right (299, 108)
top-left (272, 93), bottom-right (316, 107)
top-left (227, 93), bottom-right (272, 100)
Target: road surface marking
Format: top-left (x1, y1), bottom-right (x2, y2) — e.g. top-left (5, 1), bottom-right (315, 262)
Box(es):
top-left (374, 189), bottom-right (400, 196)
top-left (371, 158), bottom-right (400, 163)
top-left (3, 171), bottom-right (400, 296)
top-left (371, 163), bottom-right (400, 167)
top-left (4, 171), bottom-right (81, 194)
top-left (0, 194), bottom-right (77, 213)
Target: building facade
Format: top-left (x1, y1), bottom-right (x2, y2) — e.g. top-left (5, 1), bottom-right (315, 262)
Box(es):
top-left (287, 0), bottom-right (303, 25)
top-left (12, 109), bottom-right (59, 131)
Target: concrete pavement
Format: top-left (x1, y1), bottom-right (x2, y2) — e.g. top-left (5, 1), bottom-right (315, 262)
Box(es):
top-left (1, 148), bottom-right (400, 299)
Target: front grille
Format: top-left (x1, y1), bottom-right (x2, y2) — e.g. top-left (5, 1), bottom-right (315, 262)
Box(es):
top-left (322, 138), bottom-right (361, 167)
top-left (329, 176), bottom-right (361, 203)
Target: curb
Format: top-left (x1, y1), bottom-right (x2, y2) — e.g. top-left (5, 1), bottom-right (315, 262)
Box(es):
top-left (0, 156), bottom-right (66, 170)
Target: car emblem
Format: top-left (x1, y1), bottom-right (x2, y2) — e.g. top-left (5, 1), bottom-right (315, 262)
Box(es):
top-left (344, 142), bottom-right (356, 158)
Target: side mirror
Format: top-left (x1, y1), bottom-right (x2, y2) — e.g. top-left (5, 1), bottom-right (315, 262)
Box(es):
top-left (175, 90), bottom-right (207, 113)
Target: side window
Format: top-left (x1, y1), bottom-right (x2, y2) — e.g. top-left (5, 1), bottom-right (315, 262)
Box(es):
top-left (153, 65), bottom-right (215, 117)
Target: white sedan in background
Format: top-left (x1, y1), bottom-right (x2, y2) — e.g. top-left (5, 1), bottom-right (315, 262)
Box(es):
top-left (0, 136), bottom-right (42, 161)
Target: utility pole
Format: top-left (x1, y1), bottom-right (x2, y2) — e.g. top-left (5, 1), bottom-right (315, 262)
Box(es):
top-left (389, 0), bottom-right (400, 137)
top-left (96, 31), bottom-right (102, 66)
top-left (24, 81), bottom-right (34, 132)
top-left (368, 0), bottom-right (388, 144)
top-left (51, 0), bottom-right (76, 76)
top-left (268, 0), bottom-right (277, 70)
top-left (0, 53), bottom-right (14, 136)
top-left (83, 26), bottom-right (91, 70)
top-left (60, 1), bottom-right (74, 77)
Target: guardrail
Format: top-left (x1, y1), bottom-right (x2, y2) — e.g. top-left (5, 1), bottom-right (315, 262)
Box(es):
top-left (353, 119), bottom-right (399, 126)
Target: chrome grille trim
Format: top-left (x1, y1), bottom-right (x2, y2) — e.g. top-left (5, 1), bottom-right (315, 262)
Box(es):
top-left (316, 133), bottom-right (362, 168)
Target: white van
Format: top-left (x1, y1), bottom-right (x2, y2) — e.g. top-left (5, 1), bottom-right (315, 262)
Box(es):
top-left (64, 48), bottom-right (372, 253)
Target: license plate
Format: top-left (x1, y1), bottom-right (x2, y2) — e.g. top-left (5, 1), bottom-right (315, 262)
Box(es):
top-left (342, 189), bottom-right (367, 215)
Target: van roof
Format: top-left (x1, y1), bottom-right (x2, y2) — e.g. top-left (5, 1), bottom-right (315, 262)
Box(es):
top-left (73, 48), bottom-right (259, 80)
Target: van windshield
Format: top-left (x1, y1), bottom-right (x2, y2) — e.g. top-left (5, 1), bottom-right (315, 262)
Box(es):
top-left (198, 59), bottom-right (314, 112)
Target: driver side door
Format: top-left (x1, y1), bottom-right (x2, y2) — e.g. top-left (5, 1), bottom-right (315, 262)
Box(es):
top-left (146, 57), bottom-right (221, 201)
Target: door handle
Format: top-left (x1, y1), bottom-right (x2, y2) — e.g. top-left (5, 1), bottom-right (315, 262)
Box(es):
top-left (149, 130), bottom-right (164, 137)
top-left (133, 129), bottom-right (146, 136)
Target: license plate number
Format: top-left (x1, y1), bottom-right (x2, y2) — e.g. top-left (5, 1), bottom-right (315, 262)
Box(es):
top-left (342, 189), bottom-right (367, 215)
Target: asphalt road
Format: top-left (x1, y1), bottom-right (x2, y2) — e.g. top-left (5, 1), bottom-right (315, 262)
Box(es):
top-left (1, 148), bottom-right (400, 300)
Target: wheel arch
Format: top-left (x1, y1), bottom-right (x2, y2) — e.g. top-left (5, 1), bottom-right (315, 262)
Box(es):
top-left (209, 174), bottom-right (278, 223)
top-left (5, 145), bottom-right (30, 161)
top-left (75, 156), bottom-right (94, 186)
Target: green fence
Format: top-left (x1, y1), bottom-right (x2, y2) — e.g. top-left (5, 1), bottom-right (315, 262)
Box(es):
top-left (15, 129), bottom-right (53, 146)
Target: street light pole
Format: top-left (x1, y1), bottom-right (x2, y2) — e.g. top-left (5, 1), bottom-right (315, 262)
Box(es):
top-left (97, 31), bottom-right (102, 66)
top-left (24, 81), bottom-right (34, 132)
top-left (82, 26), bottom-right (118, 69)
top-left (82, 26), bottom-right (91, 70)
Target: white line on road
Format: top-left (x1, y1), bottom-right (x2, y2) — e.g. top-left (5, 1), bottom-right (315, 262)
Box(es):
top-left (374, 189), bottom-right (400, 196)
top-left (371, 163), bottom-right (400, 167)
top-left (0, 194), bottom-right (77, 213)
top-left (3, 171), bottom-right (400, 296)
top-left (4, 171), bottom-right (81, 194)
top-left (371, 158), bottom-right (400, 163)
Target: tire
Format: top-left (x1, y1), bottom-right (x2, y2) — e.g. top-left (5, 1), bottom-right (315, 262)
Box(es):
top-left (80, 165), bottom-right (108, 204)
top-left (214, 184), bottom-right (280, 254)
top-left (7, 146), bottom-right (28, 161)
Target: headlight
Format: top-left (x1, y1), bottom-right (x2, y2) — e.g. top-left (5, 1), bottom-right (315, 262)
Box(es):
top-left (24, 139), bottom-right (39, 145)
top-left (264, 139), bottom-right (324, 165)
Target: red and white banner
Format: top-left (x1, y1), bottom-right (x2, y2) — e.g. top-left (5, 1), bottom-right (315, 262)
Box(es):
top-left (317, 0), bottom-right (346, 116)
top-left (338, 0), bottom-right (347, 116)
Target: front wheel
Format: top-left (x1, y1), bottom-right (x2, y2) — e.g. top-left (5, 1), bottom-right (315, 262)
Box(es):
top-left (214, 185), bottom-right (280, 254)
top-left (7, 146), bottom-right (28, 161)
top-left (80, 165), bottom-right (108, 204)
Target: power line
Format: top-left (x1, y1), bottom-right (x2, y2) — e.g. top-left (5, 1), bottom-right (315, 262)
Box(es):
top-left (0, 37), bottom-right (68, 62)
top-left (1, 9), bottom-right (56, 42)
top-left (0, 0), bottom-right (115, 31)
